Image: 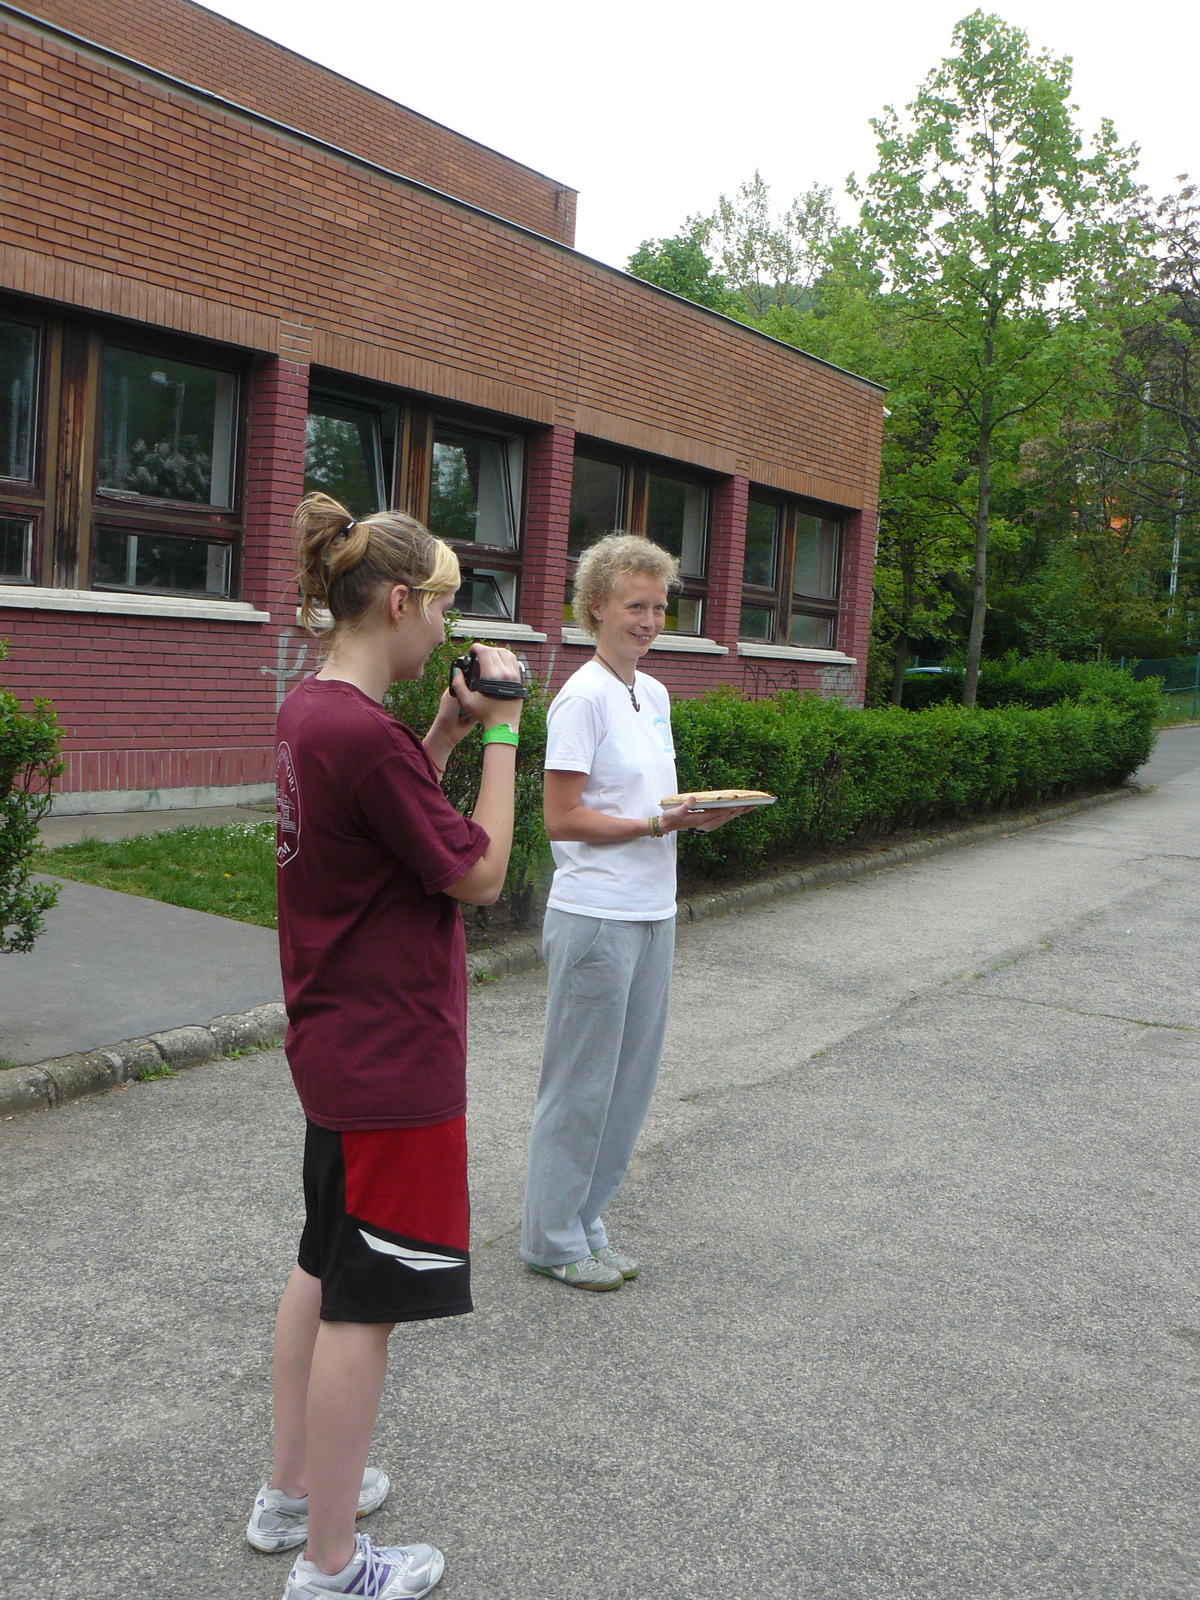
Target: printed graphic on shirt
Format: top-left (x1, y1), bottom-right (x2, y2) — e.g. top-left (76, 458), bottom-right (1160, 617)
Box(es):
top-left (652, 713), bottom-right (675, 756)
top-left (276, 741), bottom-right (301, 867)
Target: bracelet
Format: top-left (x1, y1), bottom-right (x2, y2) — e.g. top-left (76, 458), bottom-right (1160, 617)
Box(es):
top-left (481, 723), bottom-right (519, 748)
top-left (647, 814), bottom-right (663, 838)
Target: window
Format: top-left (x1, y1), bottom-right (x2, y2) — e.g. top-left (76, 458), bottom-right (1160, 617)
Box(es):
top-left (426, 421), bottom-right (523, 623)
top-left (93, 528), bottom-right (231, 598)
top-left (740, 493), bottom-right (842, 648)
top-left (98, 347), bottom-right (237, 508)
top-left (0, 516), bottom-right (33, 582)
top-left (1, 318), bottom-right (38, 483)
top-left (569, 454), bottom-right (625, 557)
top-left (304, 396), bottom-right (389, 517)
top-left (565, 445), bottom-right (712, 635)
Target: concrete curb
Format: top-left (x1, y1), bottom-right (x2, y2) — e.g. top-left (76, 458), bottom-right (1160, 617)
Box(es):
top-left (2, 784), bottom-right (1141, 1119)
top-left (466, 784), bottom-right (1142, 984)
top-left (0, 1003), bottom-right (286, 1119)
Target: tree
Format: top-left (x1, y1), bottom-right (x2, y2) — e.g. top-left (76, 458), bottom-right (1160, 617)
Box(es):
top-left (1, 640), bottom-right (61, 953)
top-left (699, 172), bottom-right (839, 316)
top-left (627, 221), bottom-right (743, 314)
top-left (852, 10), bottom-right (1144, 704)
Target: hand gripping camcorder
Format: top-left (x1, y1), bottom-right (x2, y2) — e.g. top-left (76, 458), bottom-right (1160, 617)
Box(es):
top-left (449, 653), bottom-right (529, 702)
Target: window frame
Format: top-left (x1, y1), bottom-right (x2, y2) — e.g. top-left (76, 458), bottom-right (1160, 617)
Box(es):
top-left (739, 490), bottom-right (843, 649)
top-left (86, 327), bottom-right (246, 601)
top-left (566, 440), bottom-right (714, 637)
top-left (303, 378), bottom-right (401, 518)
top-left (0, 302), bottom-right (50, 585)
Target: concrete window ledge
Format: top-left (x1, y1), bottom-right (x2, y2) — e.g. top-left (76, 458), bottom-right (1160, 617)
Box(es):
top-left (736, 642), bottom-right (857, 665)
top-left (295, 608), bottom-right (547, 644)
top-left (561, 627), bottom-right (729, 655)
top-left (0, 586), bottom-right (270, 623)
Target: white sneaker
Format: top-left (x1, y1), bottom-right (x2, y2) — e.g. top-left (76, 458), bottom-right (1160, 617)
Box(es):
top-left (247, 1467), bottom-right (390, 1552)
top-left (592, 1243), bottom-right (639, 1279)
top-left (283, 1532), bottom-right (444, 1598)
top-left (527, 1255), bottom-right (623, 1290)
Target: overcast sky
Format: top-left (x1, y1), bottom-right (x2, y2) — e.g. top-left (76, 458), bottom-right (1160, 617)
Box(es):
top-left (205, 0), bottom-right (1198, 268)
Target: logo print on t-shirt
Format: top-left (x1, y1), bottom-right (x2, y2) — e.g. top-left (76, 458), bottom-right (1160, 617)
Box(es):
top-left (276, 741), bottom-right (301, 867)
top-left (653, 714), bottom-right (674, 756)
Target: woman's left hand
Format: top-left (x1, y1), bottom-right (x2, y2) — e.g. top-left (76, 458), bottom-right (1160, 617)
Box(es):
top-left (660, 798), bottom-right (759, 834)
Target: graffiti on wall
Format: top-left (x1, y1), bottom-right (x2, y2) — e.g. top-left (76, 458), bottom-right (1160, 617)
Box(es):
top-left (741, 660), bottom-right (861, 703)
top-left (261, 629), bottom-right (309, 710)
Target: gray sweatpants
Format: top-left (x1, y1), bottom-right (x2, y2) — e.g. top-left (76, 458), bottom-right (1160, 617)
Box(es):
top-left (520, 908), bottom-right (675, 1267)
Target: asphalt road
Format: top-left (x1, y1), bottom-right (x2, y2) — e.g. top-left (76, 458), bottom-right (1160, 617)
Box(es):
top-left (2, 725), bottom-right (1198, 1599)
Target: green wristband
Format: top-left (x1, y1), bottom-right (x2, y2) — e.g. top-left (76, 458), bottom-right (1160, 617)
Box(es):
top-left (481, 723), bottom-right (519, 748)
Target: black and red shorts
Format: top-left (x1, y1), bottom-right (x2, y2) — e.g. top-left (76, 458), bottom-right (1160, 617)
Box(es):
top-left (298, 1116), bottom-right (472, 1324)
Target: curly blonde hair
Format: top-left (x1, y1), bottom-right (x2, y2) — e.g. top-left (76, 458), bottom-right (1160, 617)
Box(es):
top-left (571, 533), bottom-right (680, 637)
top-left (293, 492), bottom-right (460, 634)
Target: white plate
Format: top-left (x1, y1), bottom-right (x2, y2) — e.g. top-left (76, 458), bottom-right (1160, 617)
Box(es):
top-left (661, 794), bottom-right (777, 811)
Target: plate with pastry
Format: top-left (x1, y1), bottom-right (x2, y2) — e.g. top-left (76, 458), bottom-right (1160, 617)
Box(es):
top-left (659, 789), bottom-right (777, 811)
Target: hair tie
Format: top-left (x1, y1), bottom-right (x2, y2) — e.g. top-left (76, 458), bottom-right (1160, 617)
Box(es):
top-left (344, 518), bottom-right (357, 534)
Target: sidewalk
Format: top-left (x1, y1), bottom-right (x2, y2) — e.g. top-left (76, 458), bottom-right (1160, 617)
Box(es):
top-left (2, 728), bottom-right (1196, 1075)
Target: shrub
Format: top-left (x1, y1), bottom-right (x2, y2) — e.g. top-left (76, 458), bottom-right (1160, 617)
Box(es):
top-left (383, 622), bottom-right (549, 927)
top-left (671, 676), bottom-right (1155, 878)
top-left (899, 651), bottom-right (1163, 721)
top-left (1, 641), bottom-right (62, 952)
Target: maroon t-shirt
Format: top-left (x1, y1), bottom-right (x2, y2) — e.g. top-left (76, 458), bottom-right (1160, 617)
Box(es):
top-left (275, 677), bottom-right (489, 1131)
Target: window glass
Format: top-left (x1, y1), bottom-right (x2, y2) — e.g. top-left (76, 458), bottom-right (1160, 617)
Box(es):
top-left (646, 474), bottom-right (707, 577)
top-left (98, 348), bottom-right (237, 507)
top-left (743, 499), bottom-right (779, 588)
top-left (793, 513), bottom-right (840, 599)
top-left (663, 594), bottom-right (703, 635)
top-left (739, 604), bottom-right (774, 641)
top-left (0, 516), bottom-right (33, 582)
top-left (456, 565), bottom-right (516, 621)
top-left (304, 400), bottom-right (385, 517)
top-left (569, 455), bottom-right (624, 557)
top-left (789, 610), bottom-right (834, 649)
top-left (0, 319), bottom-right (38, 482)
top-left (430, 427), bottom-right (519, 549)
top-left (93, 528), bottom-right (231, 597)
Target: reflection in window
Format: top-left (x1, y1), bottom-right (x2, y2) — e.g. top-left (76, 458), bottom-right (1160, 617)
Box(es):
top-left (0, 319), bottom-right (38, 482)
top-left (789, 611), bottom-right (834, 649)
top-left (0, 516), bottom-right (33, 582)
top-left (569, 455), bottom-right (624, 557)
top-left (664, 593), bottom-right (703, 635)
top-left (430, 427), bottom-right (520, 548)
top-left (743, 499), bottom-right (779, 588)
top-left (304, 400), bottom-right (386, 517)
top-left (646, 474), bottom-right (707, 576)
top-left (93, 527), bottom-right (231, 597)
top-left (456, 565), bottom-right (516, 621)
top-left (98, 348), bottom-right (237, 507)
top-left (739, 604), bottom-right (774, 641)
top-left (793, 513), bottom-right (839, 599)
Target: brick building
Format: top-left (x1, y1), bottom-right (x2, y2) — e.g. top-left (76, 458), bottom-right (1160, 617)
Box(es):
top-left (0, 0), bottom-right (883, 813)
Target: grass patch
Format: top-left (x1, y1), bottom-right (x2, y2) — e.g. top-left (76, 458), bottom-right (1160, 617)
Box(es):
top-left (139, 1060), bottom-right (177, 1081)
top-left (32, 820), bottom-right (277, 929)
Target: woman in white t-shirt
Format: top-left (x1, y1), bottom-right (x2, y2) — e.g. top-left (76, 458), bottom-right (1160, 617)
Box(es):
top-left (521, 534), bottom-right (753, 1290)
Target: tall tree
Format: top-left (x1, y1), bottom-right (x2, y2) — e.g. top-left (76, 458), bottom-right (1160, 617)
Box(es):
top-left (852, 10), bottom-right (1144, 704)
top-left (627, 220), bottom-right (743, 314)
top-left (699, 172), bottom-right (839, 315)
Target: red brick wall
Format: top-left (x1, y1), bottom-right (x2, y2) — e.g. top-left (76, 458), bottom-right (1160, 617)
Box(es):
top-left (0, 11), bottom-right (882, 798)
top-left (19, 0), bottom-right (577, 245)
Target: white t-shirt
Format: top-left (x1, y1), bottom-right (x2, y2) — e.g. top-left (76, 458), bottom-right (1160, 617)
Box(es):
top-left (544, 659), bottom-right (679, 921)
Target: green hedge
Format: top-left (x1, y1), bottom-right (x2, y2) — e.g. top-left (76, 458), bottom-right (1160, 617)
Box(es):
top-left (1, 641), bottom-right (62, 952)
top-left (671, 678), bottom-right (1158, 876)
top-left (899, 652), bottom-right (1159, 716)
top-left (386, 640), bottom-right (1157, 901)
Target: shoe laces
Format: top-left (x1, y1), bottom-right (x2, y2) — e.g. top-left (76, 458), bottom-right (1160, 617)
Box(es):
top-left (355, 1534), bottom-right (405, 1600)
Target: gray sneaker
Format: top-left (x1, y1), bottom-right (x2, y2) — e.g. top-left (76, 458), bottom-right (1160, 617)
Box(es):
top-left (283, 1532), bottom-right (444, 1599)
top-left (247, 1467), bottom-right (390, 1552)
top-left (592, 1243), bottom-right (639, 1279)
top-left (527, 1255), bottom-right (623, 1291)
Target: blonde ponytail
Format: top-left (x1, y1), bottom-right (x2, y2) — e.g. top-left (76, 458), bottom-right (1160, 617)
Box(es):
top-left (293, 492), bottom-right (460, 633)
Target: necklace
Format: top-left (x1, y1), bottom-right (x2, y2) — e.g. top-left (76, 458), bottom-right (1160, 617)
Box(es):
top-left (593, 651), bottom-right (640, 713)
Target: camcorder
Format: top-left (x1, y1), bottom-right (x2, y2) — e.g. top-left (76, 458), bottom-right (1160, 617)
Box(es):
top-left (449, 653), bottom-right (529, 705)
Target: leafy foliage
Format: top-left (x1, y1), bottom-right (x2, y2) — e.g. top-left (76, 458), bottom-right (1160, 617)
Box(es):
top-left (383, 619), bottom-right (551, 928)
top-left (0, 641), bottom-right (62, 952)
top-left (671, 668), bottom-right (1156, 877)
